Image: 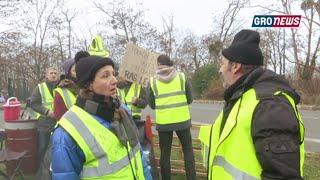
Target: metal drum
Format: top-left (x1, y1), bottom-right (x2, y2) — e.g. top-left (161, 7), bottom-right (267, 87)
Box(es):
top-left (5, 120), bottom-right (38, 175)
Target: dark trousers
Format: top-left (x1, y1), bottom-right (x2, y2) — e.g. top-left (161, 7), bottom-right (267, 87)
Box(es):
top-left (38, 131), bottom-right (51, 166)
top-left (36, 143), bottom-right (51, 180)
top-left (158, 128), bottom-right (196, 180)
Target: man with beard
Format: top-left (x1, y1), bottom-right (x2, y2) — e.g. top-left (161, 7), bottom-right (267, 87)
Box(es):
top-left (206, 29), bottom-right (305, 180)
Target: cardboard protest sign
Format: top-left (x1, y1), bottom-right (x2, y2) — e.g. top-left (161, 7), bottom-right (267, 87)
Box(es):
top-left (119, 44), bottom-right (158, 87)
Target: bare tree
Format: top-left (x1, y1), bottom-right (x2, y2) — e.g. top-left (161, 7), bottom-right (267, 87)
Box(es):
top-left (0, 0), bottom-right (20, 20)
top-left (93, 0), bottom-right (159, 64)
top-left (160, 15), bottom-right (176, 57)
top-left (175, 33), bottom-right (210, 73)
top-left (209, 0), bottom-right (250, 63)
top-left (0, 30), bottom-right (61, 97)
top-left (51, 15), bottom-right (65, 63)
top-left (299, 0), bottom-right (320, 79)
top-left (15, 0), bottom-right (63, 81)
top-left (62, 8), bottom-right (78, 58)
top-left (260, 29), bottom-right (288, 75)
top-left (94, 0), bottom-right (157, 46)
top-left (256, 0), bottom-right (320, 80)
top-left (0, 32), bottom-right (24, 92)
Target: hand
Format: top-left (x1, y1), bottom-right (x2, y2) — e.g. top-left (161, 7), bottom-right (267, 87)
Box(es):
top-left (47, 110), bottom-right (55, 119)
top-left (113, 108), bottom-right (129, 122)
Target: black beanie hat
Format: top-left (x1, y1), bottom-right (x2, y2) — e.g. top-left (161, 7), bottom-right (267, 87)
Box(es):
top-left (75, 55), bottom-right (115, 88)
top-left (75, 50), bottom-right (90, 62)
top-left (157, 54), bottom-right (173, 66)
top-left (222, 29), bottom-right (263, 65)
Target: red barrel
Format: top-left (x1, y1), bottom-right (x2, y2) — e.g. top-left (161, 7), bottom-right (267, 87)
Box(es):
top-left (3, 97), bottom-right (21, 121)
top-left (5, 120), bottom-right (38, 175)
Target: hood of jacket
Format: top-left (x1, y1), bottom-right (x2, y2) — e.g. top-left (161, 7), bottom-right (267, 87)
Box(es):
top-left (156, 67), bottom-right (177, 83)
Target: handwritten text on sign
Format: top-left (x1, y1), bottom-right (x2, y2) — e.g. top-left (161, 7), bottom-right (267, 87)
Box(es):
top-left (119, 44), bottom-right (157, 87)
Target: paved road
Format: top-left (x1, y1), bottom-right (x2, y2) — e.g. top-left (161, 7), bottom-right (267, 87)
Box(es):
top-left (142, 103), bottom-right (320, 152)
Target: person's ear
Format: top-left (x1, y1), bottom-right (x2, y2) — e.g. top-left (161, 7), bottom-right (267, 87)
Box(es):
top-left (232, 62), bottom-right (242, 74)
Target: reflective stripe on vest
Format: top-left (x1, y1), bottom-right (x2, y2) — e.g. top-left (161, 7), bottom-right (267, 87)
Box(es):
top-left (213, 156), bottom-right (258, 180)
top-left (38, 82), bottom-right (54, 110)
top-left (155, 102), bottom-right (188, 109)
top-left (150, 72), bottom-right (190, 125)
top-left (53, 88), bottom-right (76, 109)
top-left (208, 89), bottom-right (305, 180)
top-left (59, 106), bottom-right (145, 179)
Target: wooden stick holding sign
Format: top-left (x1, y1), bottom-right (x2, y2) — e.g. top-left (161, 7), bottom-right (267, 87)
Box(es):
top-left (119, 44), bottom-right (158, 87)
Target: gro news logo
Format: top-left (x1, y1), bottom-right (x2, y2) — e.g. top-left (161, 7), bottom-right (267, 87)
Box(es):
top-left (252, 15), bottom-right (301, 27)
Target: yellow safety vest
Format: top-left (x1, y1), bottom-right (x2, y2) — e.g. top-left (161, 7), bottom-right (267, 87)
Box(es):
top-left (150, 72), bottom-right (190, 125)
top-left (198, 125), bottom-right (211, 168)
top-left (53, 87), bottom-right (76, 109)
top-left (39, 82), bottom-right (54, 110)
top-left (32, 82), bottom-right (54, 119)
top-left (207, 89), bottom-right (305, 180)
top-left (58, 105), bottom-right (145, 180)
top-left (88, 35), bottom-right (110, 57)
top-left (118, 84), bottom-right (142, 117)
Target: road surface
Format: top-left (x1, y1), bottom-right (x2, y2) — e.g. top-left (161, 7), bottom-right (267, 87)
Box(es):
top-left (142, 103), bottom-right (320, 152)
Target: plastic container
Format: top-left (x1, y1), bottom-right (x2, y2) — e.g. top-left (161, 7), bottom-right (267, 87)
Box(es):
top-left (3, 97), bottom-right (21, 121)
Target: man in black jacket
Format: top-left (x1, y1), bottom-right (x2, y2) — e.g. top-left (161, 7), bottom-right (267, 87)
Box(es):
top-left (207, 29), bottom-right (304, 180)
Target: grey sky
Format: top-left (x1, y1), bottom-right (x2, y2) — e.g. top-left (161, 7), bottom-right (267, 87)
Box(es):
top-left (67, 0), bottom-right (255, 36)
top-left (67, 0), bottom-right (306, 38)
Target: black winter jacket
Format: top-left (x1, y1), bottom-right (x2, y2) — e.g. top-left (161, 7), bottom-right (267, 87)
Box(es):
top-left (220, 67), bottom-right (303, 180)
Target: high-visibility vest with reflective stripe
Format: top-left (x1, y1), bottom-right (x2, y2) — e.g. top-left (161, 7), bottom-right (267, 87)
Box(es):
top-left (198, 125), bottom-right (211, 168)
top-left (53, 87), bottom-right (76, 109)
top-left (208, 89), bottom-right (305, 180)
top-left (37, 82), bottom-right (54, 119)
top-left (58, 105), bottom-right (145, 180)
top-left (118, 84), bottom-right (142, 117)
top-left (150, 72), bottom-right (190, 124)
